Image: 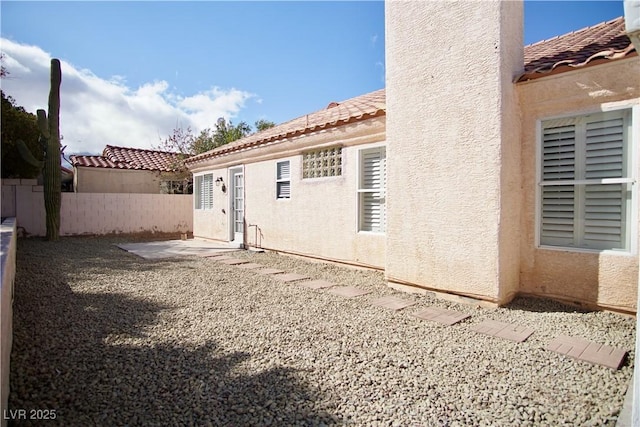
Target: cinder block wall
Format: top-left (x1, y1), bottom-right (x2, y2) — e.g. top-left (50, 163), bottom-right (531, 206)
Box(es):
top-left (0, 218), bottom-right (17, 427)
top-left (1, 180), bottom-right (193, 237)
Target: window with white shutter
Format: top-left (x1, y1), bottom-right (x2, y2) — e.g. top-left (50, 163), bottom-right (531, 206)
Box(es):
top-left (276, 161), bottom-right (291, 199)
top-left (539, 109), bottom-right (633, 251)
top-left (358, 147), bottom-right (386, 233)
top-left (195, 174), bottom-right (214, 209)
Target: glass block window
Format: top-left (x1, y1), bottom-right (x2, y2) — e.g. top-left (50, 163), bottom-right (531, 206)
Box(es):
top-left (302, 147), bottom-right (342, 178)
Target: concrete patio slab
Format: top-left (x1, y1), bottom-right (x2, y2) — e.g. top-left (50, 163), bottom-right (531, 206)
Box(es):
top-left (237, 263), bottom-right (264, 269)
top-left (256, 268), bottom-right (286, 275)
top-left (412, 307), bottom-right (471, 325)
top-left (546, 335), bottom-right (627, 370)
top-left (117, 239), bottom-right (240, 260)
top-left (300, 279), bottom-right (336, 290)
top-left (272, 273), bottom-right (310, 283)
top-left (327, 286), bottom-right (371, 298)
top-left (471, 320), bottom-right (535, 343)
top-left (371, 295), bottom-right (416, 311)
top-left (218, 258), bottom-right (250, 265)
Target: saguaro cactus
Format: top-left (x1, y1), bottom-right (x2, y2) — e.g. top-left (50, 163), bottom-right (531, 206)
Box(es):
top-left (17, 58), bottom-right (62, 240)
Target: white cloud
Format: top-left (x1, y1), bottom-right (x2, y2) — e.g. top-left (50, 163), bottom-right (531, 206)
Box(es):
top-left (0, 38), bottom-right (254, 155)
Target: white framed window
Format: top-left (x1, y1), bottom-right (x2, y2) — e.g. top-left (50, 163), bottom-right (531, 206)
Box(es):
top-left (358, 146), bottom-right (386, 233)
top-left (538, 109), bottom-right (634, 251)
top-left (195, 174), bottom-right (214, 209)
top-left (276, 160), bottom-right (291, 199)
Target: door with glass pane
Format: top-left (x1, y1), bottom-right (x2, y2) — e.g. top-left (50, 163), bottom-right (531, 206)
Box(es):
top-left (230, 168), bottom-right (244, 244)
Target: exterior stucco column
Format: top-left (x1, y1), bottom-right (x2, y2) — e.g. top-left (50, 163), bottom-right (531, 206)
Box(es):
top-left (384, 0), bottom-right (523, 303)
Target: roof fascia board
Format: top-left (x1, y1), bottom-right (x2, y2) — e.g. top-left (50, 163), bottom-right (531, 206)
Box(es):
top-left (188, 116), bottom-right (385, 173)
top-left (516, 54), bottom-right (639, 85)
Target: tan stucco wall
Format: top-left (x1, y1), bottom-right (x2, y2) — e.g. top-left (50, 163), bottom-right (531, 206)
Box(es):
top-left (74, 167), bottom-right (163, 193)
top-left (384, 0), bottom-right (523, 302)
top-left (518, 57), bottom-right (640, 312)
top-left (1, 218), bottom-right (17, 427)
top-left (191, 117), bottom-right (386, 268)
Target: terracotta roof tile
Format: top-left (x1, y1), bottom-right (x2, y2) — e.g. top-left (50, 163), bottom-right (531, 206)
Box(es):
top-left (185, 89), bottom-right (385, 166)
top-left (519, 17), bottom-right (636, 81)
top-left (70, 145), bottom-right (187, 171)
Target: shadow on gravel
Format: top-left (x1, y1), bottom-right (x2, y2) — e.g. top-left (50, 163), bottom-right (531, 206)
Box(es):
top-left (10, 237), bottom-right (338, 426)
top-left (504, 296), bottom-right (591, 314)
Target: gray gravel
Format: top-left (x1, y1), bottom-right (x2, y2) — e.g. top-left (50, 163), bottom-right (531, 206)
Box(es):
top-left (9, 236), bottom-right (636, 426)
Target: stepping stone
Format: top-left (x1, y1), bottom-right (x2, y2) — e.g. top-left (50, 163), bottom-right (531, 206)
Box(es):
top-left (371, 295), bottom-right (416, 311)
top-left (327, 286), bottom-right (371, 298)
top-left (209, 255), bottom-right (235, 261)
top-left (546, 335), bottom-right (627, 370)
top-left (272, 273), bottom-right (310, 283)
top-left (471, 320), bottom-right (534, 343)
top-left (218, 258), bottom-right (249, 265)
top-left (237, 263), bottom-right (263, 269)
top-left (256, 268), bottom-right (286, 275)
top-left (299, 279), bottom-right (336, 290)
top-left (197, 252), bottom-right (230, 258)
top-left (412, 307), bottom-right (471, 326)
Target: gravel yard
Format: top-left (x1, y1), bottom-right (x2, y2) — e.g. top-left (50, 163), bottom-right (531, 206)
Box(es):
top-left (9, 236), bottom-right (636, 426)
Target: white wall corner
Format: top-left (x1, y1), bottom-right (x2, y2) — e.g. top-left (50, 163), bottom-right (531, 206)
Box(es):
top-left (625, 1), bottom-right (640, 49)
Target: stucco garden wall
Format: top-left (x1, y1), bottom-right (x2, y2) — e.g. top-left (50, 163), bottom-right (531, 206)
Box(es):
top-left (384, 0), bottom-right (523, 303)
top-left (518, 57), bottom-right (640, 313)
top-left (74, 167), bottom-right (163, 193)
top-left (1, 180), bottom-right (192, 237)
top-left (0, 218), bottom-right (17, 427)
top-left (191, 117), bottom-right (386, 268)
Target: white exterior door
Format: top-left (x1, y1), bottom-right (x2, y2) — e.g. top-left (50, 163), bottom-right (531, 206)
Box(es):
top-left (230, 168), bottom-right (244, 244)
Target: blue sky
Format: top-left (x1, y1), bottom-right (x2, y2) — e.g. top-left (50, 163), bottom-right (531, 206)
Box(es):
top-left (0, 1), bottom-right (626, 156)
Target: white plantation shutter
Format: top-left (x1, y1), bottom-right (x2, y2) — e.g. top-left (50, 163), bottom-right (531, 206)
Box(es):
top-left (276, 161), bottom-right (291, 199)
top-left (541, 123), bottom-right (576, 246)
top-left (201, 174), bottom-right (213, 209)
top-left (195, 174), bottom-right (213, 209)
top-left (539, 110), bottom-right (632, 250)
top-left (359, 147), bottom-right (386, 232)
top-left (583, 116), bottom-right (626, 248)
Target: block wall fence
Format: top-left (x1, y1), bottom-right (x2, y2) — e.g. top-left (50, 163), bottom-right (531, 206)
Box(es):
top-left (0, 218), bottom-right (17, 427)
top-left (1, 179), bottom-right (193, 237)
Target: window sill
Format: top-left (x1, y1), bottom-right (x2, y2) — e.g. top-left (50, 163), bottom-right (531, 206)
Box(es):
top-left (357, 230), bottom-right (386, 236)
top-left (536, 244), bottom-right (634, 257)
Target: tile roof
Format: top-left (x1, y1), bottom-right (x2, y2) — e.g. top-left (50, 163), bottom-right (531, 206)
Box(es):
top-left (70, 145), bottom-right (187, 172)
top-left (519, 16), bottom-right (636, 82)
top-left (185, 89), bottom-right (385, 167)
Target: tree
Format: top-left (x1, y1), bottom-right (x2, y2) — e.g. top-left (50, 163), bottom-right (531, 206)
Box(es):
top-left (0, 54), bottom-right (42, 178)
top-left (158, 117), bottom-right (260, 165)
top-left (156, 125), bottom-right (195, 155)
top-left (255, 119), bottom-right (275, 132)
top-left (192, 128), bottom-right (216, 154)
top-left (1, 91), bottom-right (42, 178)
top-left (213, 118), bottom-right (252, 147)
top-left (0, 53), bottom-right (7, 78)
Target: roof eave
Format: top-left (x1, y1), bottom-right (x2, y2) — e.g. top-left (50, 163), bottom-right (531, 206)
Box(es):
top-left (185, 110), bottom-right (385, 169)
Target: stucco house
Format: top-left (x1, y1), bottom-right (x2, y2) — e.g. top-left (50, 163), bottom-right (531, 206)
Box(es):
top-left (185, 3), bottom-right (639, 314)
top-left (70, 145), bottom-right (192, 194)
